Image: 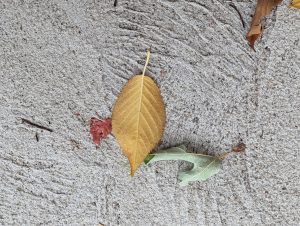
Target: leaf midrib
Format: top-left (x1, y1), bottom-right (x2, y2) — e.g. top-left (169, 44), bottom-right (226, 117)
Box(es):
top-left (133, 75), bottom-right (145, 171)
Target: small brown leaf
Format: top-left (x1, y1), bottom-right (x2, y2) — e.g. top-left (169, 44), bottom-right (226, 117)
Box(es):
top-left (232, 143), bottom-right (246, 153)
top-left (247, 0), bottom-right (282, 49)
top-left (90, 118), bottom-right (112, 146)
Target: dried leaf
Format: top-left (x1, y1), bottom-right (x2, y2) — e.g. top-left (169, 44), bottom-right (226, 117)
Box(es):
top-left (112, 50), bottom-right (166, 176)
top-left (145, 145), bottom-right (221, 186)
top-left (247, 0), bottom-right (282, 49)
top-left (232, 143), bottom-right (246, 153)
top-left (290, 0), bottom-right (300, 8)
top-left (90, 118), bottom-right (112, 146)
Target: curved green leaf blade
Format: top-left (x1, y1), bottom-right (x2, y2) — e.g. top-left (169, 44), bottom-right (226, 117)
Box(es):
top-left (145, 145), bottom-right (222, 186)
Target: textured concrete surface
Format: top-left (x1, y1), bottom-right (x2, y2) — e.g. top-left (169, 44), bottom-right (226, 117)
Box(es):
top-left (0, 0), bottom-right (299, 225)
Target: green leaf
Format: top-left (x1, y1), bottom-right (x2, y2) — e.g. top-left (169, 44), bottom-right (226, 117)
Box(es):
top-left (145, 145), bottom-right (221, 186)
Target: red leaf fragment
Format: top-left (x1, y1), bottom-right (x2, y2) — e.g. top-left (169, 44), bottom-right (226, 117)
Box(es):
top-left (90, 117), bottom-right (112, 146)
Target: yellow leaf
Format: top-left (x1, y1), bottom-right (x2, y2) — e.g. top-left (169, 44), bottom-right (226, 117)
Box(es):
top-left (290, 0), bottom-right (300, 8)
top-left (112, 50), bottom-right (166, 176)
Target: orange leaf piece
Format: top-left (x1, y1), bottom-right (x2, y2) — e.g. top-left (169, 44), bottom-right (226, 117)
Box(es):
top-left (290, 0), bottom-right (300, 8)
top-left (246, 0), bottom-right (282, 49)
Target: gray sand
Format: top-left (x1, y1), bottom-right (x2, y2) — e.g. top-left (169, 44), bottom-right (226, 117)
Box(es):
top-left (0, 0), bottom-right (299, 225)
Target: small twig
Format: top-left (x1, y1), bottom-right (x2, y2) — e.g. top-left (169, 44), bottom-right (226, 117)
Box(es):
top-left (21, 118), bottom-right (53, 132)
top-left (35, 132), bottom-right (40, 142)
top-left (229, 3), bottom-right (245, 28)
top-left (114, 0), bottom-right (118, 7)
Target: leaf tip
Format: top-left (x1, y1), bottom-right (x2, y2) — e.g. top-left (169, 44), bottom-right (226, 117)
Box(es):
top-left (129, 160), bottom-right (140, 176)
top-left (179, 182), bottom-right (188, 187)
top-left (130, 167), bottom-right (136, 177)
top-left (246, 34), bottom-right (258, 50)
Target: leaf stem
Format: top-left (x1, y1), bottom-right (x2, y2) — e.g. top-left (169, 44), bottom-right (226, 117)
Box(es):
top-left (218, 143), bottom-right (246, 160)
top-left (218, 152), bottom-right (231, 160)
top-left (142, 49), bottom-right (151, 77)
